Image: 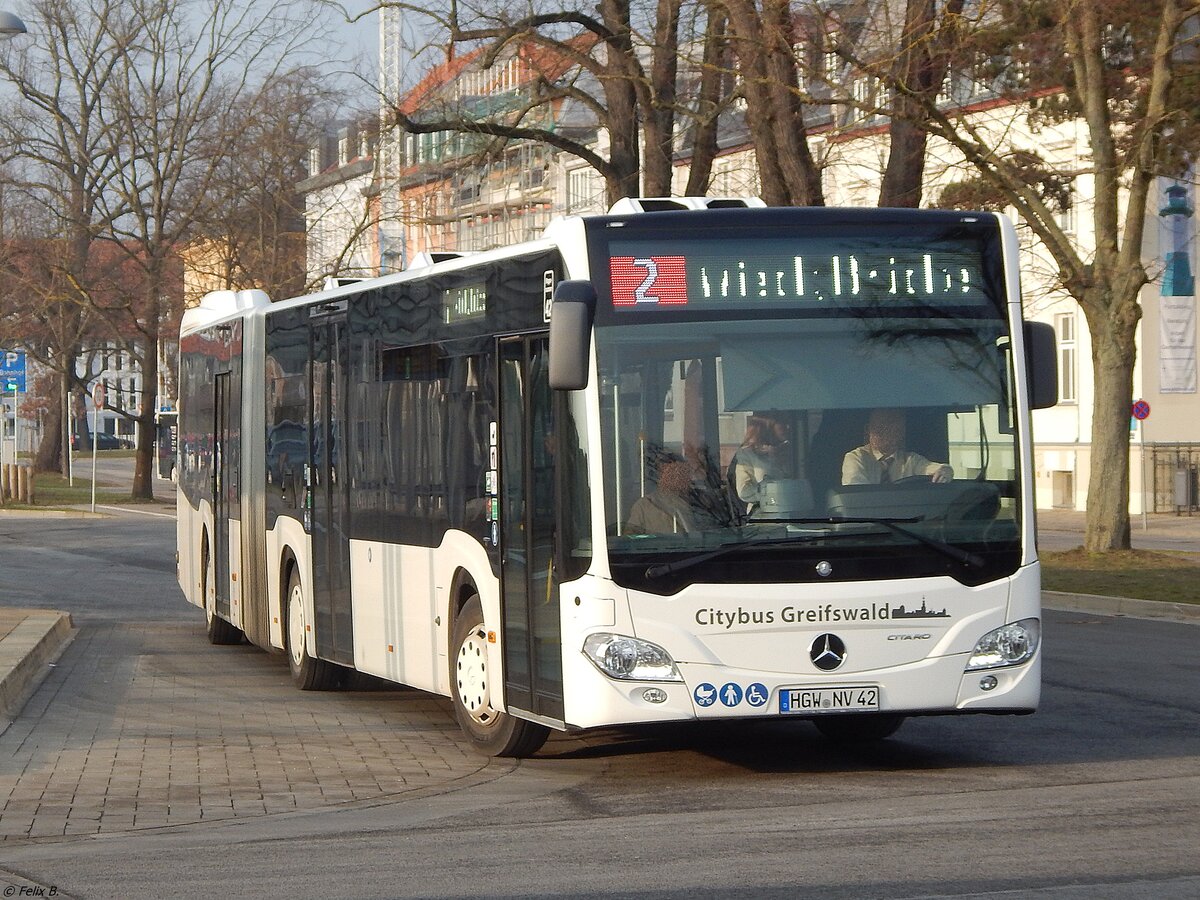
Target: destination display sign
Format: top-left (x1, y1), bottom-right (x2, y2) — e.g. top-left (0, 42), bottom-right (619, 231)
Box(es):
top-left (607, 237), bottom-right (992, 312)
top-left (442, 282), bottom-right (488, 324)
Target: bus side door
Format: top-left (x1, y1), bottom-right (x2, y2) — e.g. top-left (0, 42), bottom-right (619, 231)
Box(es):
top-left (212, 371), bottom-right (233, 621)
top-left (498, 335), bottom-right (565, 723)
top-left (308, 309), bottom-right (354, 667)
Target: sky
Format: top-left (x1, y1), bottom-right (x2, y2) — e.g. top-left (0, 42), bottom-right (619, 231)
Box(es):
top-left (320, 2), bottom-right (381, 101)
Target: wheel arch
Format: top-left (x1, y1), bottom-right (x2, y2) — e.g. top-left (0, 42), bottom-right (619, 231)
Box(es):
top-left (275, 544), bottom-right (301, 654)
top-left (447, 567), bottom-right (480, 638)
top-left (199, 524), bottom-right (212, 609)
top-left (279, 545), bottom-right (299, 602)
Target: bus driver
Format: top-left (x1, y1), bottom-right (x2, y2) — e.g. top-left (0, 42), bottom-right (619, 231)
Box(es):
top-left (842, 408), bottom-right (953, 485)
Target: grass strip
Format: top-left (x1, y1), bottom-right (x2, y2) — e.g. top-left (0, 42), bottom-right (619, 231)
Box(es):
top-left (0, 471), bottom-right (168, 508)
top-left (1042, 548), bottom-right (1200, 606)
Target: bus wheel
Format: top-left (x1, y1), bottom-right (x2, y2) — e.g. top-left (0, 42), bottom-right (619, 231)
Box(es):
top-left (285, 568), bottom-right (340, 690)
top-left (813, 713), bottom-right (905, 743)
top-left (451, 596), bottom-right (549, 758)
top-left (202, 536), bottom-right (242, 645)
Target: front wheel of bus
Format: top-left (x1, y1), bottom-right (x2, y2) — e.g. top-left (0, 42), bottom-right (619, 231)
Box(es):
top-left (285, 568), bottom-right (340, 691)
top-left (813, 713), bottom-right (905, 743)
top-left (451, 596), bottom-right (549, 758)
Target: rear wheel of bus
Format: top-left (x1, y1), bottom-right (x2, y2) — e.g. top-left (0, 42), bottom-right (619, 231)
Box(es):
top-left (451, 595), bottom-right (549, 758)
top-left (285, 567), bottom-right (341, 690)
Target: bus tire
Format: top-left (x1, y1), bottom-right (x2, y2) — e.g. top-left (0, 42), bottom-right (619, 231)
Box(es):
top-left (451, 595), bottom-right (549, 758)
top-left (813, 713), bottom-right (905, 743)
top-left (202, 535), bottom-right (243, 645)
top-left (285, 568), bottom-right (340, 691)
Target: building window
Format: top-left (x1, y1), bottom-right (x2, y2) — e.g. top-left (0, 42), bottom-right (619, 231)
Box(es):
top-left (338, 129), bottom-right (350, 167)
top-left (792, 43), bottom-right (807, 92)
top-left (1055, 312), bottom-right (1077, 403)
top-left (936, 74), bottom-right (955, 106)
top-left (567, 167), bottom-right (603, 214)
top-left (825, 46), bottom-right (839, 80)
top-left (1056, 183), bottom-right (1077, 234)
top-left (852, 76), bottom-right (876, 118)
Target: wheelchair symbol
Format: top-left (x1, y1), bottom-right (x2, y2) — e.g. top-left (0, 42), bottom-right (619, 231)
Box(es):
top-left (745, 682), bottom-right (769, 708)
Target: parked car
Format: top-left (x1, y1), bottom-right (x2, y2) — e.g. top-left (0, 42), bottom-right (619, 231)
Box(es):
top-left (71, 432), bottom-right (132, 451)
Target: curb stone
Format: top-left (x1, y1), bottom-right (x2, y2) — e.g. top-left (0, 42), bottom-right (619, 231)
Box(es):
top-left (1043, 590), bottom-right (1200, 625)
top-left (0, 611), bottom-right (75, 733)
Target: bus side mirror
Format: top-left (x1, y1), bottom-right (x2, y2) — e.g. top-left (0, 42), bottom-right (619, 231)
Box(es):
top-left (548, 280), bottom-right (596, 391)
top-left (1025, 321), bottom-right (1058, 410)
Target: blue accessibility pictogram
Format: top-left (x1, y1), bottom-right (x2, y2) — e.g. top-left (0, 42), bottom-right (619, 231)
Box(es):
top-left (693, 683), bottom-right (717, 707)
top-left (745, 682), bottom-right (769, 707)
top-left (719, 682), bottom-right (744, 707)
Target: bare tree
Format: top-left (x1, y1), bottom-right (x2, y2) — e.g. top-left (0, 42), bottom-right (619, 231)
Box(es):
top-left (0, 0), bottom-right (130, 474)
top-left (3, 0), bottom-right (323, 494)
top-left (90, 0), bottom-right (315, 500)
top-left (720, 0), bottom-right (824, 206)
top-left (681, 9), bottom-right (729, 195)
top-left (358, 0), bottom-right (729, 204)
top-left (197, 68), bottom-right (346, 299)
top-left (876, 0), bottom-right (966, 207)
top-left (866, 0), bottom-right (1200, 550)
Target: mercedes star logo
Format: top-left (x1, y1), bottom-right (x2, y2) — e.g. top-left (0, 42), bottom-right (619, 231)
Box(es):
top-left (810, 633), bottom-right (846, 671)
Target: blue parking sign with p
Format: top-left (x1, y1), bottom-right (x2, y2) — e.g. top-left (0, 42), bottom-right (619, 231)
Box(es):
top-left (1, 350), bottom-right (26, 392)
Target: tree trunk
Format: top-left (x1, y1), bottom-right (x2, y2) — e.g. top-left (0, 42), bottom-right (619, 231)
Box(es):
top-left (761, 0), bottom-right (822, 206)
top-left (723, 0), bottom-right (789, 206)
top-left (878, 0), bottom-right (964, 208)
top-left (599, 0), bottom-right (642, 205)
top-left (132, 343), bottom-right (157, 501)
top-left (683, 14), bottom-right (727, 197)
top-left (641, 0), bottom-right (681, 197)
top-left (1083, 315), bottom-right (1136, 551)
top-left (33, 378), bottom-right (63, 474)
top-left (725, 0), bottom-right (824, 207)
top-left (880, 117), bottom-right (928, 207)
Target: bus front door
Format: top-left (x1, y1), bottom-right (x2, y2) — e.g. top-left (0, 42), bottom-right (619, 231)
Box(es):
top-left (309, 313), bottom-right (353, 667)
top-left (212, 372), bottom-right (233, 621)
top-left (498, 335), bottom-right (564, 724)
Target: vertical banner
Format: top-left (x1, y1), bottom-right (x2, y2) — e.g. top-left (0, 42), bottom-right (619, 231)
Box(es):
top-left (1158, 173), bottom-right (1197, 393)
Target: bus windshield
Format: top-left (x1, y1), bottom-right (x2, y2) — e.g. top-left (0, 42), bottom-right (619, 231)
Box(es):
top-left (588, 215), bottom-right (1022, 592)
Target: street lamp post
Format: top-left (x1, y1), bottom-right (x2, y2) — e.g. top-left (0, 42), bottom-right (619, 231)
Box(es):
top-left (0, 11), bottom-right (27, 37)
top-left (1, 10), bottom-right (24, 479)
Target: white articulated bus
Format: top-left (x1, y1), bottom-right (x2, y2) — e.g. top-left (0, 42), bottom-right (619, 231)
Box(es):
top-left (177, 199), bottom-right (1057, 757)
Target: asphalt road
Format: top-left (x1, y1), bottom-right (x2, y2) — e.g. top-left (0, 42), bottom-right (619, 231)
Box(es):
top-left (0, 514), bottom-right (1197, 899)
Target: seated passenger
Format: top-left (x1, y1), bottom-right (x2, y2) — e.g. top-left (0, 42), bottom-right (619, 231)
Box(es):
top-left (841, 408), bottom-right (953, 485)
top-left (731, 415), bottom-right (791, 513)
top-left (626, 460), bottom-right (702, 535)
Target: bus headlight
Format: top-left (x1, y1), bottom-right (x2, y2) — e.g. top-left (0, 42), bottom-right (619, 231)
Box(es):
top-left (965, 618), bottom-right (1040, 671)
top-left (583, 633), bottom-right (682, 682)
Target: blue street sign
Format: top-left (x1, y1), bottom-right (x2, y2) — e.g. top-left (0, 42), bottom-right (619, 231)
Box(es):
top-left (1, 350), bottom-right (26, 393)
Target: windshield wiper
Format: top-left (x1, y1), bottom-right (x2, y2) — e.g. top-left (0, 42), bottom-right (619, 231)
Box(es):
top-left (823, 516), bottom-right (985, 569)
top-left (644, 529), bottom-right (843, 579)
top-left (642, 516), bottom-right (983, 579)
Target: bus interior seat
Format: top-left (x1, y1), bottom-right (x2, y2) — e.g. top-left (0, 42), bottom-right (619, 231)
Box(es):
top-left (808, 410), bottom-right (868, 510)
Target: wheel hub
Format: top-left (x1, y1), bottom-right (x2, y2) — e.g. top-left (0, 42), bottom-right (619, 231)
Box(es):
top-left (288, 586), bottom-right (305, 666)
top-left (456, 629), bottom-right (496, 725)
